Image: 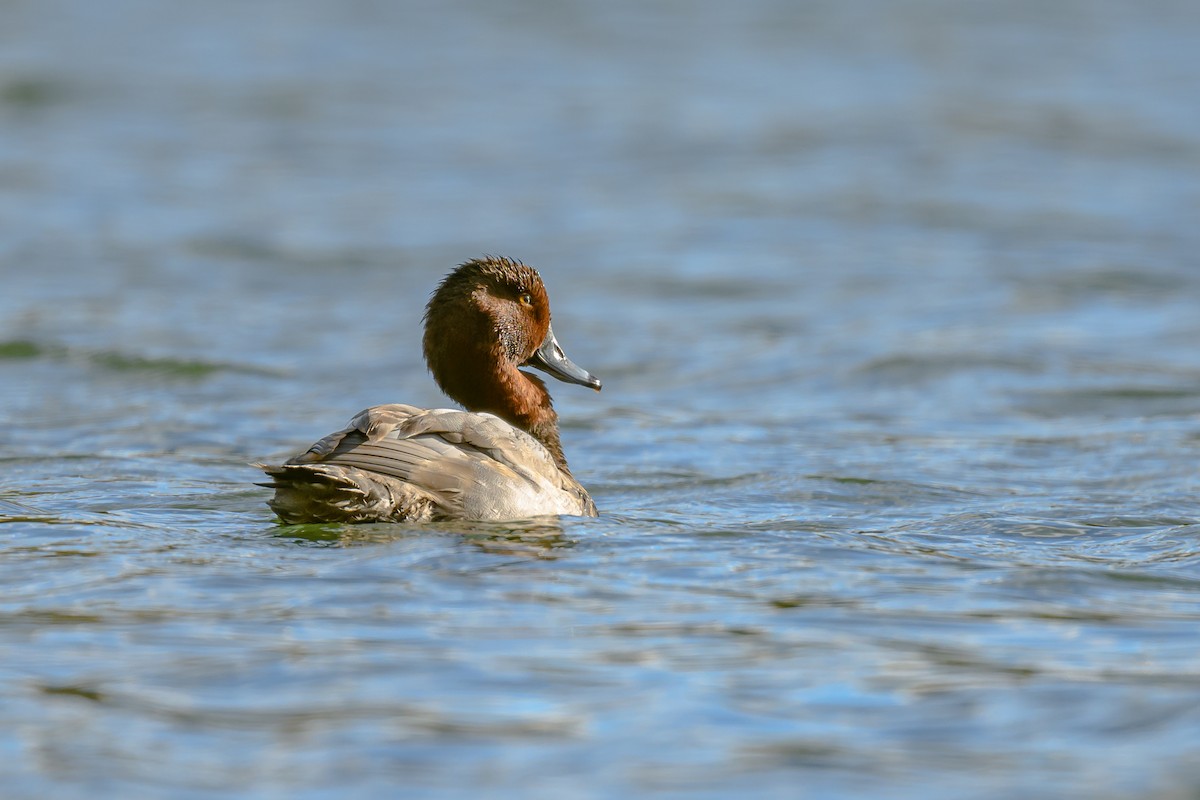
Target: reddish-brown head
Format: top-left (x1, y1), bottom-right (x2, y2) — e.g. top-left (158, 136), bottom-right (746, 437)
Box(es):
top-left (422, 257), bottom-right (600, 436)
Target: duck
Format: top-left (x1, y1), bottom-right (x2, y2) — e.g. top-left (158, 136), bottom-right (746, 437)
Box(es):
top-left (259, 256), bottom-right (602, 523)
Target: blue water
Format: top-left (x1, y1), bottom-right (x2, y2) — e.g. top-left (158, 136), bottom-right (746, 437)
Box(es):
top-left (3, 1), bottom-right (1200, 797)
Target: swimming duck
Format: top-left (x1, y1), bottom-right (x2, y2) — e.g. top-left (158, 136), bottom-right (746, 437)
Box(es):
top-left (260, 256), bottom-right (601, 523)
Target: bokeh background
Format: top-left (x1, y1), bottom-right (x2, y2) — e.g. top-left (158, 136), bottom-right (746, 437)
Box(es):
top-left (3, 1), bottom-right (1200, 797)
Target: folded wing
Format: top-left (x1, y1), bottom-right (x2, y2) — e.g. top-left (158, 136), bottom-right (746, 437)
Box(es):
top-left (259, 404), bottom-right (596, 523)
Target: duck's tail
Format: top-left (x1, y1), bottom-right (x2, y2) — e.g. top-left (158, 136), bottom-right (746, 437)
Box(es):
top-left (255, 462), bottom-right (437, 524)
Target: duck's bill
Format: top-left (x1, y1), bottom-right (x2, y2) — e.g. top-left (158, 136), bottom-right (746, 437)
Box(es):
top-left (525, 325), bottom-right (602, 391)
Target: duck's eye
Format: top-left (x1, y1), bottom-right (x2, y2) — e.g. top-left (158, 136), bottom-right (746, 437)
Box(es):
top-left (518, 292), bottom-right (533, 306)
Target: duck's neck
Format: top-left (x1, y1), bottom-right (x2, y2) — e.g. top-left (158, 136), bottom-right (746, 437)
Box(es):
top-left (500, 369), bottom-right (571, 473)
top-left (440, 354), bottom-right (571, 473)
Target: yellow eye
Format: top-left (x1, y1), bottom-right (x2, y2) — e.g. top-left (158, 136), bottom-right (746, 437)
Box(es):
top-left (518, 292), bottom-right (533, 306)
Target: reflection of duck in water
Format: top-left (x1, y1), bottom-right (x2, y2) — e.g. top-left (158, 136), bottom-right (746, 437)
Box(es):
top-left (280, 519), bottom-right (574, 559)
top-left (259, 256), bottom-right (602, 523)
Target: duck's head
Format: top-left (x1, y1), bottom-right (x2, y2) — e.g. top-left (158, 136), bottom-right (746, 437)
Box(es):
top-left (423, 257), bottom-right (601, 415)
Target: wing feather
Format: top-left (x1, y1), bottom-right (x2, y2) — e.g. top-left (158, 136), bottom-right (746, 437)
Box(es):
top-left (264, 404), bottom-right (595, 522)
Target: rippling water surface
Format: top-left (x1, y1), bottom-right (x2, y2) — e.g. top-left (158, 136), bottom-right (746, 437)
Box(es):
top-left (3, 1), bottom-right (1200, 797)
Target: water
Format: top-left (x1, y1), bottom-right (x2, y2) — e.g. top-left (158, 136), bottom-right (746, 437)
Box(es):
top-left (3, 0), bottom-right (1200, 797)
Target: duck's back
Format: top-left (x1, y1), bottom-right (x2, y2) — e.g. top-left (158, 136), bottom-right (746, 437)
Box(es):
top-left (260, 404), bottom-right (597, 523)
